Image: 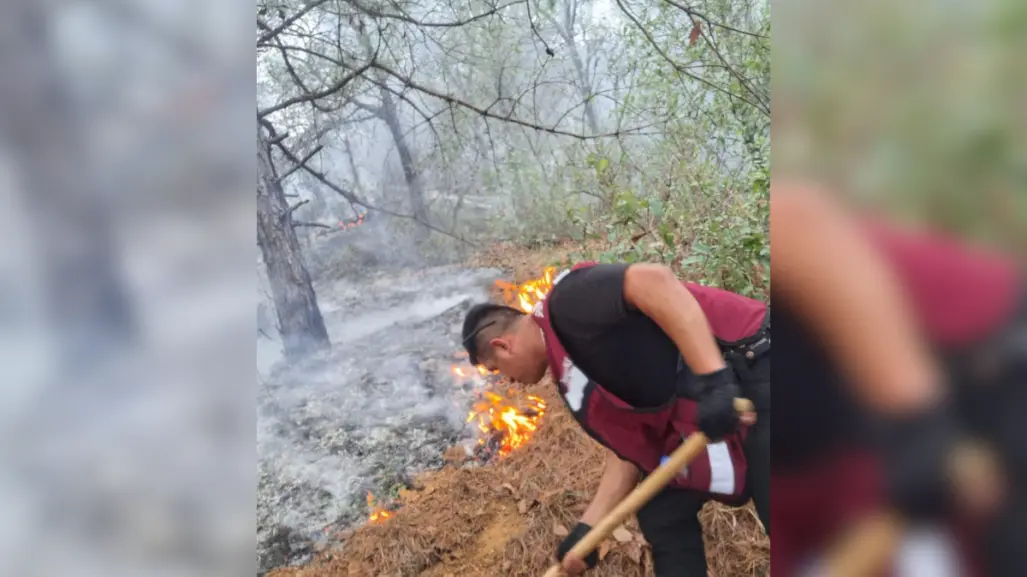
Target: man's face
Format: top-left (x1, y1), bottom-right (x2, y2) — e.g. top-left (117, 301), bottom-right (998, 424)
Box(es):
top-left (482, 333), bottom-right (548, 385)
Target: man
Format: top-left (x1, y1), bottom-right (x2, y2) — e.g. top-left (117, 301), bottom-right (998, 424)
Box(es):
top-left (771, 182), bottom-right (1026, 577)
top-left (461, 262), bottom-right (770, 576)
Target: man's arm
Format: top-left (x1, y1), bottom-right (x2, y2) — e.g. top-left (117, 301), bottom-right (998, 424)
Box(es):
top-left (580, 450), bottom-right (639, 526)
top-left (622, 264), bottom-right (728, 375)
top-left (771, 183), bottom-right (943, 412)
top-left (771, 183), bottom-right (1005, 521)
top-left (557, 450), bottom-right (638, 574)
top-left (622, 263), bottom-right (755, 432)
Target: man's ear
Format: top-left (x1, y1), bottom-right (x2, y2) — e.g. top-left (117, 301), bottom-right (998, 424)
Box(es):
top-left (488, 336), bottom-right (510, 353)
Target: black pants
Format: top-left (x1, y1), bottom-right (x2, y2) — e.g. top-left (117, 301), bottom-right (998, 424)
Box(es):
top-left (637, 376), bottom-right (771, 577)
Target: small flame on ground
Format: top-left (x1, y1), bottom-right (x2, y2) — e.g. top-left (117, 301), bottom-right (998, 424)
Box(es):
top-left (451, 364), bottom-right (496, 379)
top-left (465, 390), bottom-right (547, 458)
top-left (366, 492), bottom-right (392, 523)
top-left (447, 267), bottom-right (558, 459)
top-left (495, 266), bottom-right (558, 313)
top-left (339, 213), bottom-right (366, 230)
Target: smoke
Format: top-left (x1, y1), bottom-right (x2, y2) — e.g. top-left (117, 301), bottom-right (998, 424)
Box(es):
top-left (255, 265), bottom-right (501, 571)
top-left (0, 1), bottom-right (253, 576)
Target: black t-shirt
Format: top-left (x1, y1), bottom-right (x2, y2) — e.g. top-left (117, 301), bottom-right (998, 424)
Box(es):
top-left (547, 263), bottom-right (680, 408)
top-left (770, 306), bottom-right (867, 468)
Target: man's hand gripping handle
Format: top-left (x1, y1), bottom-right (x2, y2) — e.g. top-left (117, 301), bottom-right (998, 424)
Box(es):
top-left (542, 398), bottom-right (755, 577)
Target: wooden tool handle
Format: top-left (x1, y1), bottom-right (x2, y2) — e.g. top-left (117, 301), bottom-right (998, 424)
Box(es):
top-left (823, 441), bottom-right (1001, 577)
top-left (541, 398), bottom-right (754, 577)
top-left (823, 511), bottom-right (903, 577)
top-left (732, 398), bottom-right (756, 414)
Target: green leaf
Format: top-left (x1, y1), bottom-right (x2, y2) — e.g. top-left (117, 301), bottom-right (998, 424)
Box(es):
top-left (649, 197), bottom-right (664, 219)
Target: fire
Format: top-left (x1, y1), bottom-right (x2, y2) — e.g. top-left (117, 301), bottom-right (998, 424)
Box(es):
top-left (366, 492), bottom-right (392, 523)
top-left (451, 364), bottom-right (495, 379)
top-left (446, 267), bottom-right (559, 459)
top-left (495, 266), bottom-right (558, 313)
top-left (338, 213), bottom-right (366, 230)
top-left (465, 389), bottom-right (547, 458)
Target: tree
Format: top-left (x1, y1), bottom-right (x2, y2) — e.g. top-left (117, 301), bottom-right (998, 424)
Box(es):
top-left (254, 0), bottom-right (770, 297)
top-left (257, 125), bottom-right (330, 360)
top-left (540, 0), bottom-right (605, 135)
top-left (0, 0), bottom-right (136, 371)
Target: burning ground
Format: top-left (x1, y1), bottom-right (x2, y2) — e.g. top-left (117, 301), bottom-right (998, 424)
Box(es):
top-left (257, 265), bottom-right (508, 573)
top-left (268, 379), bottom-right (769, 577)
top-left (260, 244), bottom-right (769, 576)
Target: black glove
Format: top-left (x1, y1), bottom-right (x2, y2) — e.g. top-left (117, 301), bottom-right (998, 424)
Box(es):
top-left (556, 522), bottom-right (598, 570)
top-left (695, 367), bottom-right (742, 440)
top-left (876, 402), bottom-right (962, 521)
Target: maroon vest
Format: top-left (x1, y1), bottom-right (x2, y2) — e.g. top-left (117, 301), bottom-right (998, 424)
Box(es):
top-left (531, 262), bottom-right (767, 498)
top-left (861, 219), bottom-right (1021, 346)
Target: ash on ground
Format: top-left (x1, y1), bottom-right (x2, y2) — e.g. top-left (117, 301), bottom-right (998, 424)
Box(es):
top-left (257, 265), bottom-right (503, 575)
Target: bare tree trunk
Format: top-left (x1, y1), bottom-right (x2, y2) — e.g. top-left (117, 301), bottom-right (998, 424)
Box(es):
top-left (378, 87), bottom-right (428, 231)
top-left (356, 31), bottom-right (429, 237)
top-left (550, 0), bottom-right (599, 135)
top-left (563, 41), bottom-right (599, 134)
top-left (0, 1), bottom-right (135, 370)
top-left (257, 127), bottom-right (329, 360)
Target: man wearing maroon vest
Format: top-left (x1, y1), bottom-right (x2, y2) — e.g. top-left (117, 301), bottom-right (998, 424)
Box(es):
top-left (772, 183), bottom-right (1026, 577)
top-left (462, 262), bottom-right (771, 576)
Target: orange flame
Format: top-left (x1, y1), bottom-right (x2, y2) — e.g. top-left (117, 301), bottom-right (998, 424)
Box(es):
top-left (495, 266), bottom-right (559, 313)
top-left (451, 363), bottom-right (542, 458)
top-left (464, 390), bottom-right (547, 458)
top-left (339, 213), bottom-right (366, 230)
top-left (446, 267), bottom-right (559, 459)
top-left (366, 492), bottom-right (392, 523)
top-left (451, 364), bottom-right (496, 379)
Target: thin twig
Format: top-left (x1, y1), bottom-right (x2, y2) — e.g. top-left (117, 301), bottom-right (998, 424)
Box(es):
top-left (258, 0), bottom-right (332, 45)
top-left (279, 144), bottom-right (324, 182)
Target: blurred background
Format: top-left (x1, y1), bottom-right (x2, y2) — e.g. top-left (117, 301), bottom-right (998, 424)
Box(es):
top-left (775, 0), bottom-right (1026, 246)
top-left (0, 0), bottom-right (253, 576)
top-left (772, 0), bottom-right (1026, 575)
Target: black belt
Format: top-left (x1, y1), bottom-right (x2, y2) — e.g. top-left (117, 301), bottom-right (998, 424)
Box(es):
top-left (675, 315), bottom-right (771, 398)
top-left (722, 308), bottom-right (772, 366)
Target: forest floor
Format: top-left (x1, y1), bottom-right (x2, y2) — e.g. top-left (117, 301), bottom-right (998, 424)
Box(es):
top-left (266, 240), bottom-right (770, 577)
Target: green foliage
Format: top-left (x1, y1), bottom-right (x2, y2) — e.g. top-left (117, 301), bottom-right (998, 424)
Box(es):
top-left (520, 0), bottom-right (772, 297)
top-left (774, 0), bottom-right (1026, 248)
top-left (260, 0), bottom-right (771, 280)
top-left (562, 174), bottom-right (769, 297)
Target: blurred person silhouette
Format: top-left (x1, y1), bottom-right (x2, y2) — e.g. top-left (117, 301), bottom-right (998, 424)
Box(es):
top-left (771, 182), bottom-right (1025, 577)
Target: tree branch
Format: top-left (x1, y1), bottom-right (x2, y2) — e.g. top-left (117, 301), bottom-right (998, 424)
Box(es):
top-left (661, 0), bottom-right (769, 40)
top-left (258, 0), bottom-right (332, 45)
top-left (682, 12), bottom-right (769, 114)
top-left (279, 144), bottom-right (324, 182)
top-left (258, 60), bottom-right (374, 117)
top-left (343, 0), bottom-right (526, 28)
top-left (281, 199), bottom-right (309, 224)
top-left (524, 0), bottom-right (555, 57)
top-left (264, 120), bottom-right (477, 246)
top-left (368, 60), bottom-right (635, 140)
top-left (613, 0), bottom-right (767, 115)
